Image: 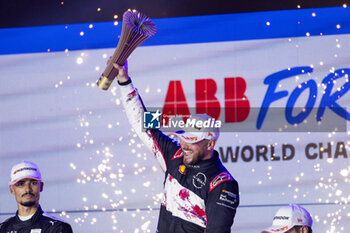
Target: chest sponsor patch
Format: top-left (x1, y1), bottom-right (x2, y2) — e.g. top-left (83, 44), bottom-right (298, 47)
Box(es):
top-left (178, 165), bottom-right (186, 174)
top-left (192, 172), bottom-right (207, 189)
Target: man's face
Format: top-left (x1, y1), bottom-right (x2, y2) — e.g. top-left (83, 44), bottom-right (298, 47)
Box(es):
top-left (180, 139), bottom-right (210, 165)
top-left (10, 178), bottom-right (43, 207)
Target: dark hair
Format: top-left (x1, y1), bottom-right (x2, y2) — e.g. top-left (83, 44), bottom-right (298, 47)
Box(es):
top-left (293, 225), bottom-right (312, 233)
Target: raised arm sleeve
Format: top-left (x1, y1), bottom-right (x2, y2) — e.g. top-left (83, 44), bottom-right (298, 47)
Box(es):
top-left (119, 81), bottom-right (180, 172)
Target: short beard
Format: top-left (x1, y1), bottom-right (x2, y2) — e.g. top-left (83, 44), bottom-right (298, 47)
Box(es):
top-left (20, 201), bottom-right (36, 207)
top-left (183, 152), bottom-right (205, 165)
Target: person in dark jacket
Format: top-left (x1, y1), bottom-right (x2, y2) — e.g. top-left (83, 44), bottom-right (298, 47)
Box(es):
top-left (112, 61), bottom-right (239, 233)
top-left (0, 161), bottom-right (73, 233)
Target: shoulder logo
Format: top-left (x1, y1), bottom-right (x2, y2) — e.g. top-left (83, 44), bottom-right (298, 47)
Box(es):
top-left (171, 148), bottom-right (183, 160)
top-left (209, 171), bottom-right (233, 192)
top-left (126, 90), bottom-right (137, 101)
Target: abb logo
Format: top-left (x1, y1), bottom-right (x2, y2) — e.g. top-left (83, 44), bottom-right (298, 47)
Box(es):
top-left (161, 77), bottom-right (250, 124)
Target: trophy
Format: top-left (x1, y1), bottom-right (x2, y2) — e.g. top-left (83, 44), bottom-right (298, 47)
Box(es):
top-left (97, 10), bottom-right (157, 90)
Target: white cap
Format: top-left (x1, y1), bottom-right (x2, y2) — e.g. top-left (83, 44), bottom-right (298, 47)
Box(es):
top-left (9, 161), bottom-right (42, 185)
top-left (261, 204), bottom-right (313, 233)
top-left (173, 114), bottom-right (220, 143)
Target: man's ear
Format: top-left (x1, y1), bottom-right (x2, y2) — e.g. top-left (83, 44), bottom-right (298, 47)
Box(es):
top-left (300, 226), bottom-right (309, 233)
top-left (9, 185), bottom-right (14, 195)
top-left (40, 182), bottom-right (44, 192)
top-left (207, 140), bottom-right (216, 150)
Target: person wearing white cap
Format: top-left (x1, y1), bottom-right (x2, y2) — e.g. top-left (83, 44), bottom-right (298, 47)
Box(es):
top-left (111, 61), bottom-right (239, 233)
top-left (261, 204), bottom-right (313, 233)
top-left (0, 161), bottom-right (73, 233)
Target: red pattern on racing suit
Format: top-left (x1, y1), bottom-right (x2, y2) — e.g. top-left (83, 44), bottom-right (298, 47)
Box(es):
top-left (119, 80), bottom-right (239, 233)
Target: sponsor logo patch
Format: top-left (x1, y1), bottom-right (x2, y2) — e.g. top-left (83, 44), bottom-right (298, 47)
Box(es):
top-left (181, 136), bottom-right (198, 141)
top-left (14, 167), bottom-right (37, 175)
top-left (222, 189), bottom-right (238, 199)
top-left (209, 171), bottom-right (233, 191)
top-left (219, 193), bottom-right (237, 205)
top-left (179, 165), bottom-right (186, 174)
top-left (126, 90), bottom-right (137, 101)
top-left (192, 172), bottom-right (207, 189)
top-left (273, 216), bottom-right (290, 220)
top-left (216, 189), bottom-right (238, 209)
top-left (171, 148), bottom-right (183, 160)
